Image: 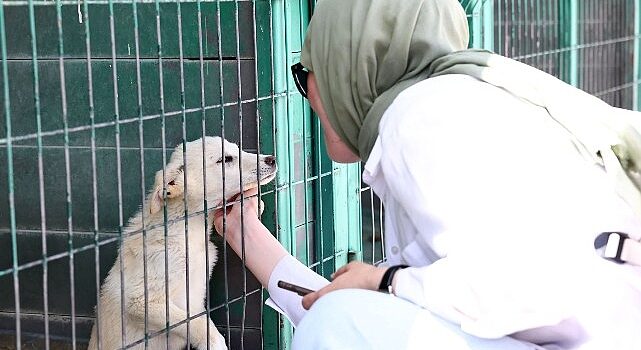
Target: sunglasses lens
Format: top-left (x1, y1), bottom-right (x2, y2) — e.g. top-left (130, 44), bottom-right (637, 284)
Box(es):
top-left (291, 64), bottom-right (308, 98)
top-left (296, 72), bottom-right (308, 98)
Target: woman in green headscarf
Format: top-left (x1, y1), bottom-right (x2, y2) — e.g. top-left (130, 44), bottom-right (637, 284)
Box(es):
top-left (215, 0), bottom-right (641, 349)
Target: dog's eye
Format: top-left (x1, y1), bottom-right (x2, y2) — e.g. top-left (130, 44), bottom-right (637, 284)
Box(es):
top-left (216, 155), bottom-right (234, 164)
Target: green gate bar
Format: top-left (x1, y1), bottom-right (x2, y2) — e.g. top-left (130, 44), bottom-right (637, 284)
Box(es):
top-left (0, 1), bottom-right (20, 348)
top-left (636, 0), bottom-right (641, 111)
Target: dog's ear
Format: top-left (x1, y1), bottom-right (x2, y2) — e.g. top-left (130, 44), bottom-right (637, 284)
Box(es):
top-left (149, 166), bottom-right (184, 215)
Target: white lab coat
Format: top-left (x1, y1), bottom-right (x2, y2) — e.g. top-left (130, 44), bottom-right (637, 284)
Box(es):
top-left (267, 75), bottom-right (641, 349)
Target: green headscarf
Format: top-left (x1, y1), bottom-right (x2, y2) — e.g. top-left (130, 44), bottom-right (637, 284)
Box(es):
top-left (301, 0), bottom-right (469, 158)
top-left (301, 0), bottom-right (641, 220)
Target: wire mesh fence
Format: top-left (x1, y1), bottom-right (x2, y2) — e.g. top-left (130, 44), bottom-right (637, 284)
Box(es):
top-left (577, 0), bottom-right (637, 109)
top-left (490, 0), bottom-right (638, 108)
top-left (2, 0), bottom-right (279, 349)
top-left (0, 0), bottom-right (362, 348)
top-left (1, 0), bottom-right (640, 349)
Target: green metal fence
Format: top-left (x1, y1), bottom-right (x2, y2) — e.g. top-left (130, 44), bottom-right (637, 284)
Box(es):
top-left (1, 0), bottom-right (640, 349)
top-left (0, 0), bottom-right (359, 349)
top-left (267, 1), bottom-right (362, 347)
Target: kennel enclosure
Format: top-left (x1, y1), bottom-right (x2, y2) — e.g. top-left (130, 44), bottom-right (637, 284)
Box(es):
top-left (1, 0), bottom-right (640, 349)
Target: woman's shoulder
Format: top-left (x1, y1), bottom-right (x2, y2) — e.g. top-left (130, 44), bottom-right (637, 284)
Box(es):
top-left (394, 74), bottom-right (494, 106)
top-left (386, 74), bottom-right (536, 119)
top-left (379, 73), bottom-right (546, 134)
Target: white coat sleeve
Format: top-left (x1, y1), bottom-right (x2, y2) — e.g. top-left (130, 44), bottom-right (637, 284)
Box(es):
top-left (265, 254), bottom-right (330, 327)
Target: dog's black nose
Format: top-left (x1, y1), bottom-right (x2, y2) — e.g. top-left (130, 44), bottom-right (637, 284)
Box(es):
top-left (264, 156), bottom-right (276, 166)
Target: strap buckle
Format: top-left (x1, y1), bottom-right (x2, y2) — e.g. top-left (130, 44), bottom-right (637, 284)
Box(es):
top-left (603, 232), bottom-right (628, 263)
top-left (594, 232), bottom-right (641, 266)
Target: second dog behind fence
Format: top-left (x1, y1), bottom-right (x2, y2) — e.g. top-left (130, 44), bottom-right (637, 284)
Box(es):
top-left (87, 137), bottom-right (277, 350)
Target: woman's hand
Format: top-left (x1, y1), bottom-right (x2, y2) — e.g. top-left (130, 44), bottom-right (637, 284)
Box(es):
top-left (301, 261), bottom-right (387, 310)
top-left (213, 187), bottom-right (264, 238)
top-left (212, 187), bottom-right (288, 288)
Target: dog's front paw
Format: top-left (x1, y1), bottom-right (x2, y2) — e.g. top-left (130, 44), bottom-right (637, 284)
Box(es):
top-left (199, 332), bottom-right (227, 350)
top-left (211, 333), bottom-right (228, 350)
top-left (192, 318), bottom-right (227, 350)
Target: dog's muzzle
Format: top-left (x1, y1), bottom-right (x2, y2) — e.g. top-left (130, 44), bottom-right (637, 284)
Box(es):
top-left (264, 156), bottom-right (276, 167)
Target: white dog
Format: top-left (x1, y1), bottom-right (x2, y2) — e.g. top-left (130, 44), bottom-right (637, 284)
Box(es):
top-left (88, 137), bottom-right (277, 350)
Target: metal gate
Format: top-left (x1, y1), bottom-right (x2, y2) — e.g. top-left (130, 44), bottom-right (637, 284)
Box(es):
top-left (0, 0), bottom-right (362, 348)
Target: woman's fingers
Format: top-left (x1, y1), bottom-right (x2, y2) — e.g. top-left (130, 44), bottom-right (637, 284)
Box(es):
top-left (302, 283), bottom-right (336, 310)
top-left (243, 187), bottom-right (259, 198)
top-left (214, 186), bottom-right (265, 234)
top-left (330, 262), bottom-right (352, 279)
top-left (302, 262), bottom-right (388, 309)
top-left (238, 190), bottom-right (261, 217)
top-left (213, 208), bottom-right (232, 235)
top-left (227, 187), bottom-right (261, 214)
top-left (231, 187), bottom-right (260, 213)
top-left (301, 292), bottom-right (318, 310)
top-left (302, 263), bottom-right (361, 309)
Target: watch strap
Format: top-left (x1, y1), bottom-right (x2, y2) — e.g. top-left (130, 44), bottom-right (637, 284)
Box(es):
top-left (378, 265), bottom-right (409, 294)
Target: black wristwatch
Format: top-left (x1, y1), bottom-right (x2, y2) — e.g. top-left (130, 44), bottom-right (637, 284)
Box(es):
top-left (378, 265), bottom-right (409, 294)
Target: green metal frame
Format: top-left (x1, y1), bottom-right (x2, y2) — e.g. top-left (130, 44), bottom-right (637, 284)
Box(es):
top-left (267, 1), bottom-right (362, 348)
top-left (558, 0), bottom-right (579, 86)
top-left (465, 0), bottom-right (494, 50)
top-left (568, 0), bottom-right (579, 87)
top-left (636, 0), bottom-right (641, 111)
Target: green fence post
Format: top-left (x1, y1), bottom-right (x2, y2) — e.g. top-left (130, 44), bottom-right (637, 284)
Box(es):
top-left (469, 0), bottom-right (494, 50)
top-left (331, 164), bottom-right (349, 267)
top-left (0, 2), bottom-right (20, 348)
top-left (332, 161), bottom-right (362, 266)
top-left (560, 0), bottom-right (579, 86)
top-left (272, 0), bottom-right (292, 255)
top-left (635, 0), bottom-right (641, 111)
top-left (271, 0), bottom-right (295, 347)
top-left (461, 0), bottom-right (493, 50)
top-left (569, 0), bottom-right (579, 87)
top-left (265, 1), bottom-right (364, 346)
top-left (483, 0), bottom-right (494, 50)
top-left (346, 163), bottom-right (363, 262)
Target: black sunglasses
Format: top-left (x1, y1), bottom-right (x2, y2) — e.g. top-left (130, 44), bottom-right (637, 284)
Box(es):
top-left (291, 63), bottom-right (309, 98)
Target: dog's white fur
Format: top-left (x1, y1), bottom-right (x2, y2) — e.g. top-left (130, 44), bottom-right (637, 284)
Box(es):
top-left (88, 137), bottom-right (277, 350)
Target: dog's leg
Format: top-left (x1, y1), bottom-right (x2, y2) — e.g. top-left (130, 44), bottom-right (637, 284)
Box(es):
top-left (129, 299), bottom-right (227, 350)
top-left (184, 312), bottom-right (228, 350)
